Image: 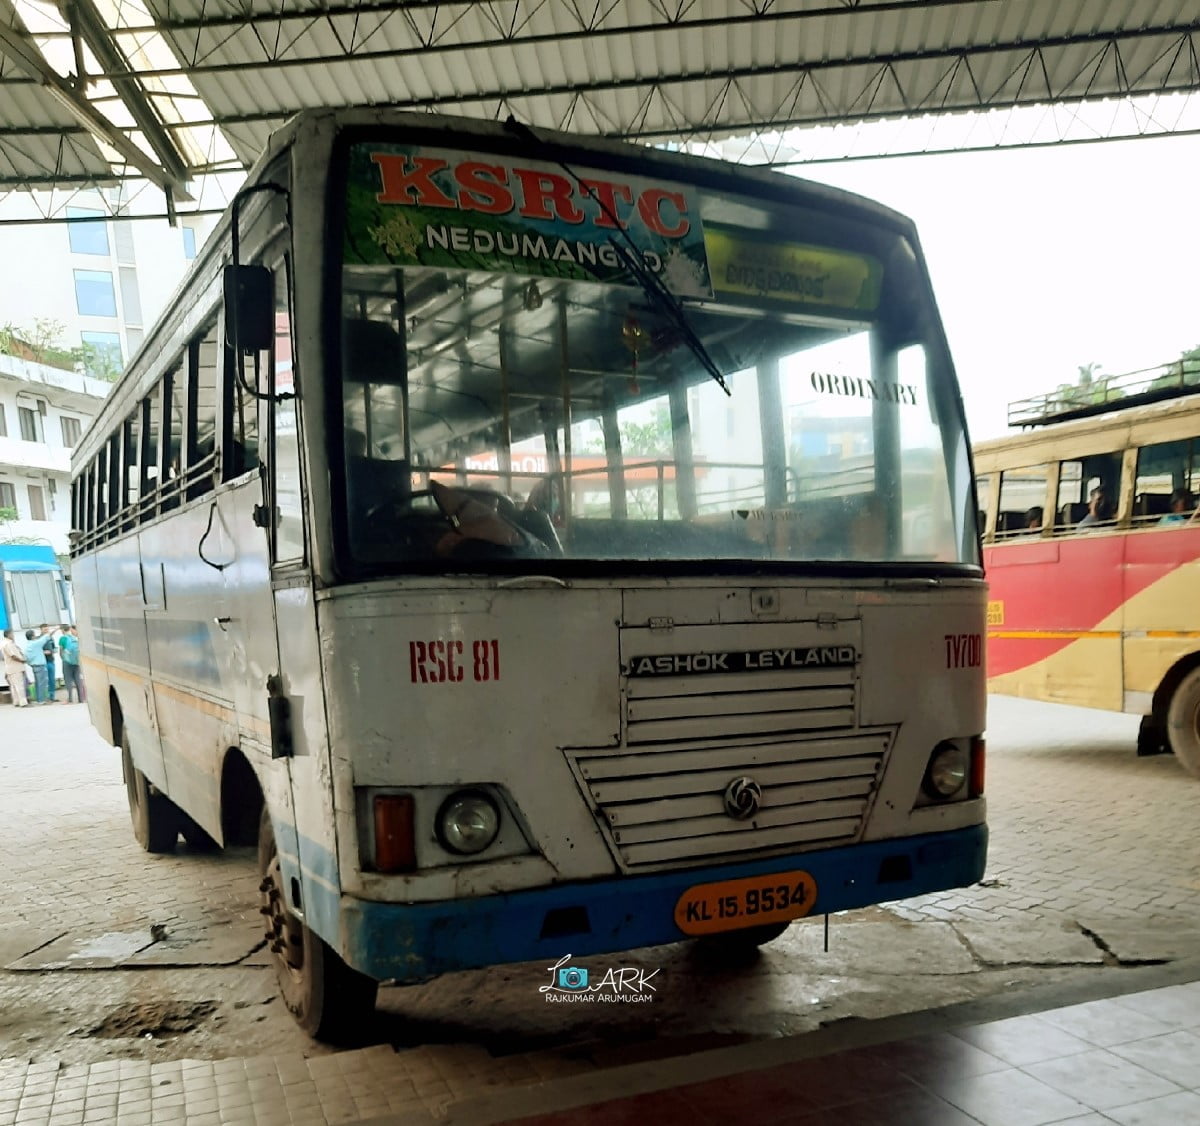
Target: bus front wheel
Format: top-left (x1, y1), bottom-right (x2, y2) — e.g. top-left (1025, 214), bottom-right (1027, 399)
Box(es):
top-left (1166, 667), bottom-right (1200, 778)
top-left (257, 808), bottom-right (378, 1041)
top-left (121, 731), bottom-right (179, 853)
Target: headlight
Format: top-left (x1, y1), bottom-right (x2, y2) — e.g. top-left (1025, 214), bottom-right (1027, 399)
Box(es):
top-left (437, 790), bottom-right (501, 855)
top-left (923, 742), bottom-right (968, 799)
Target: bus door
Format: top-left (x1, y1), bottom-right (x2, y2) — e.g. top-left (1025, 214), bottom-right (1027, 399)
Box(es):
top-left (262, 262), bottom-right (338, 942)
top-left (225, 252), bottom-right (333, 936)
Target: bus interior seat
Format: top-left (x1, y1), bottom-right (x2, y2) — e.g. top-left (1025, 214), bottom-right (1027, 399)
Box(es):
top-left (1058, 502), bottom-right (1086, 527)
top-left (995, 511), bottom-right (1025, 534)
top-left (342, 317), bottom-right (404, 384)
top-left (348, 455), bottom-right (412, 513)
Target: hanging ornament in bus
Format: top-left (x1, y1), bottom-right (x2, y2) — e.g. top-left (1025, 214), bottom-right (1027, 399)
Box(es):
top-left (622, 312), bottom-right (649, 395)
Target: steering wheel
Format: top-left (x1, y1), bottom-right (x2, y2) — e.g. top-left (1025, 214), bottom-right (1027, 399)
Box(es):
top-left (363, 488), bottom-right (443, 527)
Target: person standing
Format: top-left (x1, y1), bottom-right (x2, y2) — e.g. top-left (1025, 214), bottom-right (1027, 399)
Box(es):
top-left (2, 629), bottom-right (28, 707)
top-left (23, 629), bottom-right (49, 704)
top-left (41, 624), bottom-right (59, 703)
top-left (59, 626), bottom-right (86, 704)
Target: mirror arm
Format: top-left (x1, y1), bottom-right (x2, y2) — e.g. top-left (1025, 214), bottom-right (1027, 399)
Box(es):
top-left (227, 182), bottom-right (292, 404)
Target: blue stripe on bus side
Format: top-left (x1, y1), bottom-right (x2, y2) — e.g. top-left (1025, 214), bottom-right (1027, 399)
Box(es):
top-left (333, 824), bottom-right (987, 983)
top-left (270, 822), bottom-right (343, 946)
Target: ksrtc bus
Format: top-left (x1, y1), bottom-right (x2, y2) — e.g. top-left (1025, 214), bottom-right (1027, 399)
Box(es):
top-left (976, 382), bottom-right (1200, 777)
top-left (71, 108), bottom-right (987, 1039)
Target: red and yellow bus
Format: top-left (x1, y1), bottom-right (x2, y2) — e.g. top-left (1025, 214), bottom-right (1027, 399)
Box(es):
top-left (975, 383), bottom-right (1200, 777)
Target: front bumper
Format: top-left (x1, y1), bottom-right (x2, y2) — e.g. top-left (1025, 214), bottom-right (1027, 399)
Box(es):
top-left (339, 823), bottom-right (988, 982)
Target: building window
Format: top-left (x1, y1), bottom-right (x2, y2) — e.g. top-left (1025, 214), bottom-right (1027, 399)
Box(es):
top-left (66, 206), bottom-right (110, 256)
top-left (182, 226), bottom-right (197, 259)
top-left (18, 406), bottom-right (41, 443)
top-left (61, 416), bottom-right (83, 447)
top-left (74, 269), bottom-right (117, 317)
top-left (0, 482), bottom-right (15, 511)
top-left (80, 331), bottom-right (123, 379)
top-left (27, 484), bottom-right (46, 521)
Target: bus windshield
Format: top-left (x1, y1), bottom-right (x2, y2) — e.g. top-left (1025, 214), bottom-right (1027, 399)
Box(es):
top-left (337, 139), bottom-right (976, 572)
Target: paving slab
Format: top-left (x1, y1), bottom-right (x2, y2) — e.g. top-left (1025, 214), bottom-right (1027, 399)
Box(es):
top-left (773, 915), bottom-right (982, 977)
top-left (950, 921), bottom-right (1106, 966)
top-left (1073, 918), bottom-right (1200, 964)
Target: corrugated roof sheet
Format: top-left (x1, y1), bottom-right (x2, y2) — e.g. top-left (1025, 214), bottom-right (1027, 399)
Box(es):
top-left (1, 0), bottom-right (1198, 195)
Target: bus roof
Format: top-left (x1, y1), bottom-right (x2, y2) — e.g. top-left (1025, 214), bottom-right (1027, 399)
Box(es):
top-left (975, 391), bottom-right (1200, 472)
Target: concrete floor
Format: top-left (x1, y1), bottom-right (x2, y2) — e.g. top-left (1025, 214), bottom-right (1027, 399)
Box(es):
top-left (0, 695), bottom-right (1197, 1121)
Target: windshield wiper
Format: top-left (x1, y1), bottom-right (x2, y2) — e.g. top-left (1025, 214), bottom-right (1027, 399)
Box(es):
top-left (504, 116), bottom-right (731, 398)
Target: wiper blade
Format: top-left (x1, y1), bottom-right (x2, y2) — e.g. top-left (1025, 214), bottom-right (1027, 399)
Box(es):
top-left (504, 116), bottom-right (731, 398)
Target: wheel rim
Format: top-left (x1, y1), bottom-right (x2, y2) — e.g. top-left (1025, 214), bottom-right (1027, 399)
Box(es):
top-left (260, 842), bottom-right (306, 983)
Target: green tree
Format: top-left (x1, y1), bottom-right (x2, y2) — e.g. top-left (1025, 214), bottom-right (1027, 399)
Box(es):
top-left (75, 340), bottom-right (123, 382)
top-left (1053, 361), bottom-right (1117, 409)
top-left (1148, 344), bottom-right (1200, 394)
top-left (619, 402), bottom-right (674, 457)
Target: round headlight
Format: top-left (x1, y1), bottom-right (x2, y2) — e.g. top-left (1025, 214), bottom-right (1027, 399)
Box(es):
top-left (923, 742), bottom-right (968, 798)
top-left (437, 790), bottom-right (501, 855)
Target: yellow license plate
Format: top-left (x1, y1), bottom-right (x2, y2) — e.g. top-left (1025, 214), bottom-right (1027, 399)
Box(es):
top-left (674, 870), bottom-right (818, 936)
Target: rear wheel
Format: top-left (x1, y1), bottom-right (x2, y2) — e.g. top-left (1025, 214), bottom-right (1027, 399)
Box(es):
top-left (121, 730), bottom-right (179, 853)
top-left (257, 807), bottom-right (378, 1041)
top-left (1166, 667), bottom-right (1200, 778)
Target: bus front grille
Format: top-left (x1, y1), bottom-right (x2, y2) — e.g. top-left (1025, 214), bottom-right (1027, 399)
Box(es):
top-left (625, 666), bottom-right (856, 745)
top-left (568, 730), bottom-right (889, 869)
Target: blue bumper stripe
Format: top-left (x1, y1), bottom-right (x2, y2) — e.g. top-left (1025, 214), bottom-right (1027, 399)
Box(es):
top-left (340, 824), bottom-right (987, 982)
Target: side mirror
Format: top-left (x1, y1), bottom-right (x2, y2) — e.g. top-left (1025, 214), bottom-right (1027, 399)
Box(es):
top-left (223, 265), bottom-right (274, 353)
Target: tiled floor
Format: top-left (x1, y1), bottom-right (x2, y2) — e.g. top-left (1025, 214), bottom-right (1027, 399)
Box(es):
top-left (494, 981), bottom-right (1200, 1126)
top-left (1, 981), bottom-right (1198, 1124)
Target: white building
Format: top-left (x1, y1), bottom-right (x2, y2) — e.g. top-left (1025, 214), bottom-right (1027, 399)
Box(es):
top-left (0, 354), bottom-right (110, 553)
top-left (0, 193), bottom-right (217, 554)
top-left (0, 191), bottom-right (217, 375)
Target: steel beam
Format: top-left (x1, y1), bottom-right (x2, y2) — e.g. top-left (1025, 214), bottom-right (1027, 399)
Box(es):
top-left (0, 16), bottom-right (178, 193)
top-left (58, 0), bottom-right (192, 190)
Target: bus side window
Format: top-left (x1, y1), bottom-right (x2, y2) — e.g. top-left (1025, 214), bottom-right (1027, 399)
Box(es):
top-left (271, 260), bottom-right (304, 565)
top-left (84, 462), bottom-right (95, 538)
top-left (974, 473), bottom-right (991, 540)
top-left (139, 389), bottom-right (161, 518)
top-left (188, 322), bottom-right (220, 500)
top-left (95, 443), bottom-right (108, 534)
top-left (163, 365), bottom-right (185, 511)
top-left (995, 464), bottom-right (1047, 538)
top-left (123, 411), bottom-right (139, 522)
top-left (1057, 453), bottom-right (1122, 532)
top-left (1134, 437), bottom-right (1196, 526)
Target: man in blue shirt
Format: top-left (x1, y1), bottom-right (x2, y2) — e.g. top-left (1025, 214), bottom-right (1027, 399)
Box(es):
top-left (59, 626), bottom-right (86, 703)
top-left (23, 629), bottom-right (48, 704)
top-left (1158, 489), bottom-right (1195, 526)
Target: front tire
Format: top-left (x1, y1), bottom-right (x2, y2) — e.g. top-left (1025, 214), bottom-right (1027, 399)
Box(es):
top-left (257, 807), bottom-right (378, 1041)
top-left (1136, 715), bottom-right (1170, 757)
top-left (121, 731), bottom-right (179, 853)
top-left (1166, 667), bottom-right (1200, 778)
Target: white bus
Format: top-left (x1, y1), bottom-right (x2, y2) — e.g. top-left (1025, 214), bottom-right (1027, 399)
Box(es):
top-left (71, 108), bottom-right (987, 1040)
